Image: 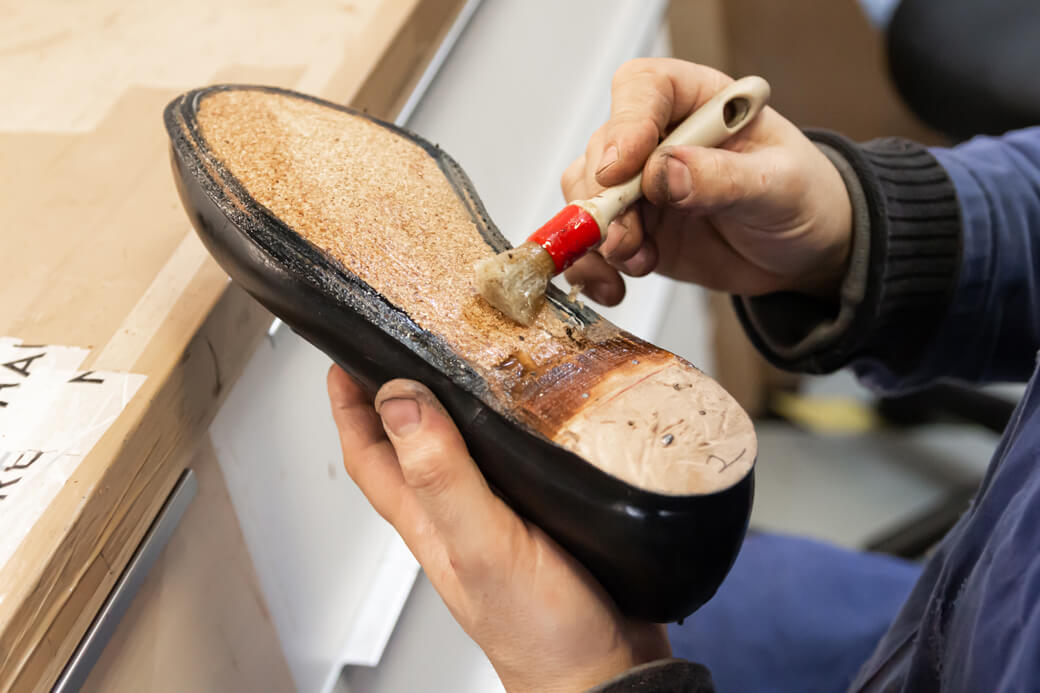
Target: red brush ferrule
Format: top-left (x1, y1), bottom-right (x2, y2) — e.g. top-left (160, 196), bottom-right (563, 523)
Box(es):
top-left (526, 204), bottom-right (602, 273)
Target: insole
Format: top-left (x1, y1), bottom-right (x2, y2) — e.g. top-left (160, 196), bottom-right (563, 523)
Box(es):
top-left (197, 89), bottom-right (755, 495)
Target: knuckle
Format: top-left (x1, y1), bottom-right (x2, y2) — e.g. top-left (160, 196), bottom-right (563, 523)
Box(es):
top-left (613, 95), bottom-right (671, 134)
top-left (614, 57), bottom-right (656, 82)
top-left (611, 58), bottom-right (640, 87)
top-left (769, 157), bottom-right (803, 199)
top-left (618, 116), bottom-right (662, 145)
top-left (448, 548), bottom-right (497, 583)
top-left (710, 153), bottom-right (743, 205)
top-left (612, 63), bottom-right (672, 116)
top-left (401, 450), bottom-right (454, 496)
top-left (645, 72), bottom-right (675, 112)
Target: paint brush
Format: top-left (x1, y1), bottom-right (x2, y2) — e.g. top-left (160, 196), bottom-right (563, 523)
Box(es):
top-left (475, 76), bottom-right (771, 325)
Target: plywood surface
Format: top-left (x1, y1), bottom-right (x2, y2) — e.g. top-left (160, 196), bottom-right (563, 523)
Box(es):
top-left (0, 1), bottom-right (465, 690)
top-left (81, 439), bottom-right (294, 693)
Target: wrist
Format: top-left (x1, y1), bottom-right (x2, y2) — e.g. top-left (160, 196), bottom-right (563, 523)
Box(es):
top-left (735, 129), bottom-right (960, 376)
top-left (792, 140), bottom-right (860, 302)
top-left (501, 655), bottom-right (648, 693)
top-left (499, 629), bottom-right (671, 693)
top-left (500, 658), bottom-right (632, 693)
top-left (797, 220), bottom-right (852, 302)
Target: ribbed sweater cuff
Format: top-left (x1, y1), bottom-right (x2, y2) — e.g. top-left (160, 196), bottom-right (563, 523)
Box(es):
top-left (586, 658), bottom-right (715, 692)
top-left (735, 130), bottom-right (962, 374)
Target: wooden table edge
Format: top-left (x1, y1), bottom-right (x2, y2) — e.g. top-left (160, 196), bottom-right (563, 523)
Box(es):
top-left (0, 1), bottom-right (469, 689)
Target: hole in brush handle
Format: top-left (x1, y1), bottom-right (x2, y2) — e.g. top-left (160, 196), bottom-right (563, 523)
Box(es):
top-left (723, 97), bottom-right (751, 129)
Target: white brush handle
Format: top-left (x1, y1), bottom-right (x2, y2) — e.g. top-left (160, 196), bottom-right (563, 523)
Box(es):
top-left (577, 75), bottom-right (771, 234)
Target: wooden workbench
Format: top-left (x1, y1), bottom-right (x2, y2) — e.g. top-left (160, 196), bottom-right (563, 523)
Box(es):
top-left (0, 1), bottom-right (464, 689)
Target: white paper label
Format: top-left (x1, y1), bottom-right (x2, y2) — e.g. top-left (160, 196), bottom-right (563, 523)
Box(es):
top-left (0, 337), bottom-right (146, 569)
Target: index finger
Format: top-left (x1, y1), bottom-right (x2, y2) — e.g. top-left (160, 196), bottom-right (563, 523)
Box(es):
top-left (596, 58), bottom-right (733, 187)
top-left (327, 365), bottom-right (410, 525)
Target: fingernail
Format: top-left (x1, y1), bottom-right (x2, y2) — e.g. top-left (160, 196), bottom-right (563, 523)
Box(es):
top-left (379, 397), bottom-right (421, 437)
top-left (666, 155), bottom-right (692, 202)
top-left (596, 145), bottom-right (619, 175)
top-left (598, 219), bottom-right (629, 259)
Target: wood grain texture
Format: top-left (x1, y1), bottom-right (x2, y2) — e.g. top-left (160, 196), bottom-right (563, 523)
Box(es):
top-left (0, 1), bottom-right (465, 690)
top-left (81, 439), bottom-right (294, 693)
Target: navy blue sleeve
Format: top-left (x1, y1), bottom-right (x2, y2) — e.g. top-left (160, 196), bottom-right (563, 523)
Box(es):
top-left (856, 127), bottom-right (1040, 391)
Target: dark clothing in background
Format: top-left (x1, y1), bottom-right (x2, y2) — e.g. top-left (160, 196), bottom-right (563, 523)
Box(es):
top-left (602, 127), bottom-right (1040, 691)
top-left (843, 128), bottom-right (1040, 692)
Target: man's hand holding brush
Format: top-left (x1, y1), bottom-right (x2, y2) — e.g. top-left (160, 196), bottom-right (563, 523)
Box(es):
top-left (330, 58), bottom-right (864, 691)
top-left (561, 58), bottom-right (853, 307)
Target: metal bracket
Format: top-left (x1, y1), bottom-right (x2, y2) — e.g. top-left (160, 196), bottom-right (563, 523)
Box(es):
top-left (53, 469), bottom-right (199, 692)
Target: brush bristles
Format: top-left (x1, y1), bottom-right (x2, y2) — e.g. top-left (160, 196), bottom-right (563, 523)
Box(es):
top-left (475, 241), bottom-right (556, 325)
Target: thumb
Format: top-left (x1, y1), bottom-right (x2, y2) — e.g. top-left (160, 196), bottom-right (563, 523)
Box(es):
top-left (643, 145), bottom-right (766, 215)
top-left (374, 379), bottom-right (514, 576)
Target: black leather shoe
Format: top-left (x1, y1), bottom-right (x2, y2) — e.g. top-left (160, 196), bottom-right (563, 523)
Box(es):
top-left (164, 85), bottom-right (755, 622)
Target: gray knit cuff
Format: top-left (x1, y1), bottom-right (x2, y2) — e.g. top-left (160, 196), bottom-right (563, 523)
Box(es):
top-left (734, 130), bottom-right (961, 374)
top-left (586, 658), bottom-right (715, 692)
top-left (736, 142), bottom-right (872, 365)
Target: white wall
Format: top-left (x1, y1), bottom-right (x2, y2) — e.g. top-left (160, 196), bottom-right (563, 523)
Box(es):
top-left (209, 2), bottom-right (691, 691)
